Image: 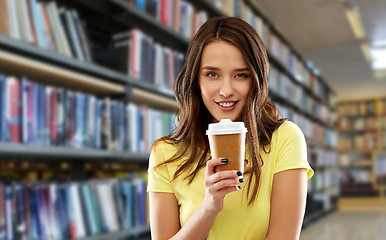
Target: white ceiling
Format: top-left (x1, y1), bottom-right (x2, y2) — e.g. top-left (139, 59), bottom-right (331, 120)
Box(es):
top-left (252, 0), bottom-right (386, 101)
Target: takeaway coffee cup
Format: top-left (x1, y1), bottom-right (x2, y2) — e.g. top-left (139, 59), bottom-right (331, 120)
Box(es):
top-left (206, 119), bottom-right (248, 172)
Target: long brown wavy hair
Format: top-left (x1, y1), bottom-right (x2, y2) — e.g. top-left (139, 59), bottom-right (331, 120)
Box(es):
top-left (153, 16), bottom-right (285, 205)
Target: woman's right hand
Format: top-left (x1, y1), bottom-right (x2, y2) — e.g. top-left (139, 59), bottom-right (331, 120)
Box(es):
top-left (203, 158), bottom-right (244, 214)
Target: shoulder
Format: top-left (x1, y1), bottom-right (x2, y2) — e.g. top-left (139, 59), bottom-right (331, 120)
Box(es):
top-left (272, 120), bottom-right (306, 147)
top-left (275, 120), bottom-right (304, 137)
top-left (152, 139), bottom-right (180, 156)
top-left (149, 139), bottom-right (181, 167)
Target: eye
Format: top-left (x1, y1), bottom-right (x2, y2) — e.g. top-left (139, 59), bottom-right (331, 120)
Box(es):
top-left (207, 72), bottom-right (218, 78)
top-left (235, 73), bottom-right (249, 79)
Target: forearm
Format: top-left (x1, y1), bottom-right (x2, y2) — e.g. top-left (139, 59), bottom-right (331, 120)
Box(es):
top-left (170, 201), bottom-right (217, 240)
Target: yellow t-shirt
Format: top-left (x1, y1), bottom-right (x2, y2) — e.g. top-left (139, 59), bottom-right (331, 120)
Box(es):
top-left (147, 121), bottom-right (314, 239)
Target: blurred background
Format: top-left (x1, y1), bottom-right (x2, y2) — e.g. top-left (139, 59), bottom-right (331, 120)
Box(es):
top-left (0, 0), bottom-right (385, 239)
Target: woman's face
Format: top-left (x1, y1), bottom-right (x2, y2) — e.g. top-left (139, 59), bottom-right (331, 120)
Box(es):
top-left (199, 41), bottom-right (252, 123)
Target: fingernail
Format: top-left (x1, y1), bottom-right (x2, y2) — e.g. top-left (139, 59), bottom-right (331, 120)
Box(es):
top-left (221, 159), bottom-right (228, 163)
top-left (236, 171), bottom-right (243, 176)
top-left (239, 178), bottom-right (245, 183)
top-left (237, 186), bottom-right (242, 190)
top-left (245, 159), bottom-right (248, 164)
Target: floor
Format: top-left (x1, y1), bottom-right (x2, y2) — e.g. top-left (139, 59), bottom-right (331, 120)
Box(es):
top-left (300, 211), bottom-right (386, 240)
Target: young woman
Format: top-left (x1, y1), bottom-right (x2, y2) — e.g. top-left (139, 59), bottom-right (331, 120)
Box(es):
top-left (147, 17), bottom-right (314, 240)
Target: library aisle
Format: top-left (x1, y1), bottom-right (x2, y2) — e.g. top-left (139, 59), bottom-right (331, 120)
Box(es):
top-left (1, 0), bottom-right (386, 239)
top-left (300, 211), bottom-right (386, 240)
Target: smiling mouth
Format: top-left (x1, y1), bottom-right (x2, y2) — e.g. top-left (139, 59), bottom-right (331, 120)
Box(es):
top-left (217, 101), bottom-right (238, 107)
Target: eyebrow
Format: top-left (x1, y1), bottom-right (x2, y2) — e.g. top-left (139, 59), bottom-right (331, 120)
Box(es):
top-left (201, 66), bottom-right (250, 72)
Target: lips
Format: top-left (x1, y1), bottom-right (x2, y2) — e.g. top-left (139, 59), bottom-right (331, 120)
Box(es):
top-left (216, 101), bottom-right (238, 111)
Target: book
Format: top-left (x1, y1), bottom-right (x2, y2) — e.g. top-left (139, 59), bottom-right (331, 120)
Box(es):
top-left (72, 10), bottom-right (92, 62)
top-left (48, 184), bottom-right (60, 240)
top-left (95, 180), bottom-right (119, 232)
top-left (0, 75), bottom-right (8, 142)
top-left (101, 98), bottom-right (111, 150)
top-left (64, 10), bottom-right (84, 61)
top-left (69, 183), bottom-right (86, 238)
top-left (29, 0), bottom-right (48, 49)
top-left (39, 1), bottom-right (56, 51)
top-left (120, 180), bottom-right (134, 228)
top-left (87, 96), bottom-right (95, 148)
top-left (171, 0), bottom-right (180, 31)
top-left (28, 185), bottom-right (38, 240)
top-left (7, 0), bottom-right (21, 40)
top-left (0, 182), bottom-right (5, 240)
top-left (112, 180), bottom-right (125, 229)
top-left (88, 181), bottom-right (105, 233)
top-left (73, 93), bottom-right (86, 148)
top-left (58, 8), bottom-right (77, 59)
top-left (20, 77), bottom-right (29, 144)
top-left (21, 183), bottom-right (31, 240)
top-left (110, 101), bottom-right (118, 151)
top-left (159, 0), bottom-right (170, 27)
top-left (14, 183), bottom-right (25, 239)
top-left (0, 0), bottom-right (10, 36)
top-left (35, 185), bottom-right (46, 239)
top-left (44, 1), bottom-right (63, 55)
top-left (5, 184), bottom-right (13, 240)
top-left (132, 177), bottom-right (147, 226)
top-left (129, 29), bottom-right (143, 79)
top-left (37, 84), bottom-right (46, 145)
top-left (15, 0), bottom-right (34, 43)
top-left (57, 88), bottom-right (65, 146)
top-left (118, 102), bottom-right (127, 151)
top-left (7, 77), bottom-right (21, 143)
top-left (80, 183), bottom-right (98, 235)
top-left (38, 184), bottom-right (50, 240)
top-left (47, 2), bottom-right (72, 57)
top-left (57, 184), bottom-right (70, 239)
top-left (93, 99), bottom-right (102, 149)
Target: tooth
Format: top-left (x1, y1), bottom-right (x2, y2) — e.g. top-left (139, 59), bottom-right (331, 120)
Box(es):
top-left (220, 102), bottom-right (235, 107)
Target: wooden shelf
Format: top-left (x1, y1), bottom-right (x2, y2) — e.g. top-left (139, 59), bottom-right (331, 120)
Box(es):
top-left (75, 225), bottom-right (150, 240)
top-left (338, 197), bottom-right (386, 212)
top-left (340, 164), bottom-right (373, 169)
top-left (0, 34), bottom-right (128, 85)
top-left (0, 143), bottom-right (150, 163)
top-left (130, 87), bottom-right (178, 112)
top-left (338, 149), bottom-right (375, 154)
top-left (0, 49), bottom-right (124, 95)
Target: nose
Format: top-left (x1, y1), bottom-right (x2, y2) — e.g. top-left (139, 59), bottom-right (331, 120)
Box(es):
top-left (219, 79), bottom-right (235, 97)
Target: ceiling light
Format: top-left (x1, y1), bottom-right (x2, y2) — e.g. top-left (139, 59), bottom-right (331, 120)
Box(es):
top-left (361, 42), bottom-right (372, 62)
top-left (371, 46), bottom-right (386, 70)
top-left (370, 43), bottom-right (386, 80)
top-left (342, 0), bottom-right (372, 64)
top-left (344, 7), bottom-right (366, 39)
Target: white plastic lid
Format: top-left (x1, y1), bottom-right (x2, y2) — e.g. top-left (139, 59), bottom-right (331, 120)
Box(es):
top-left (206, 119), bottom-right (248, 135)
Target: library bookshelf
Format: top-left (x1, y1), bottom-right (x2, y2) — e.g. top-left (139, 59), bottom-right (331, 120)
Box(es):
top-left (0, 0), bottom-right (338, 238)
top-left (337, 96), bottom-right (386, 210)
